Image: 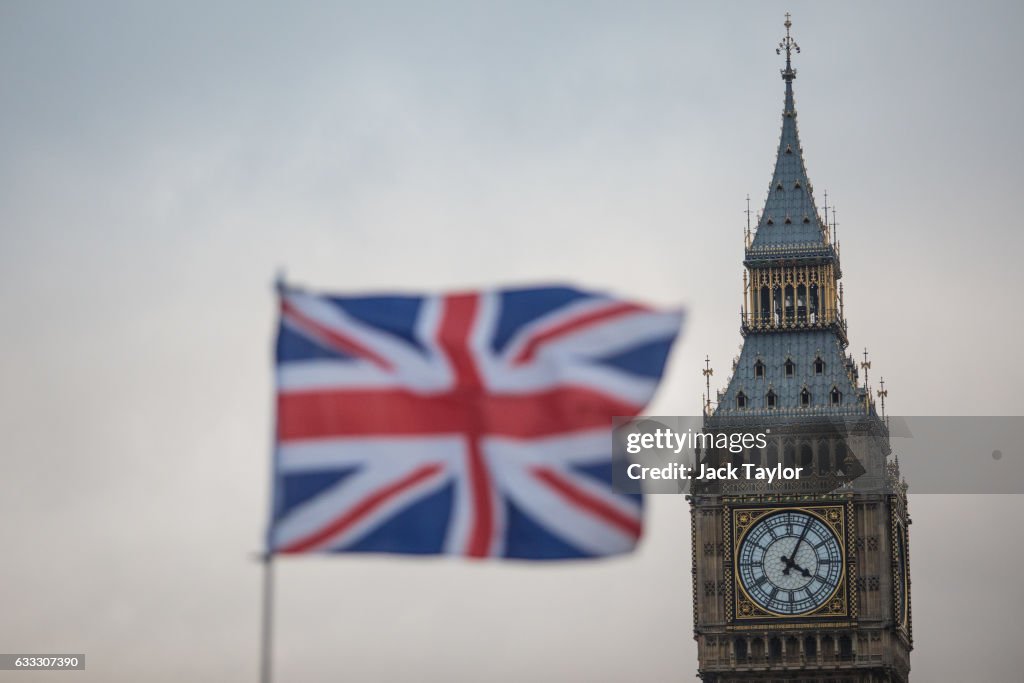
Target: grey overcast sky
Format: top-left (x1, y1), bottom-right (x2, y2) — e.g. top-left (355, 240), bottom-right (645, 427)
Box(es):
top-left (1, 1), bottom-right (1022, 681)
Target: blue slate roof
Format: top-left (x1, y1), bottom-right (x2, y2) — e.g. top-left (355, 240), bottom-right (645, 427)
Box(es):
top-left (748, 75), bottom-right (831, 254)
top-left (713, 329), bottom-right (864, 418)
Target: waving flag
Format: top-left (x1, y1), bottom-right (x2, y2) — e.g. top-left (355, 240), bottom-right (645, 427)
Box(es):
top-left (269, 285), bottom-right (683, 560)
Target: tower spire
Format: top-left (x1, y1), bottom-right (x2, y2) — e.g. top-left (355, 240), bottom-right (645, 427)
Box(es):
top-left (749, 12), bottom-right (830, 254)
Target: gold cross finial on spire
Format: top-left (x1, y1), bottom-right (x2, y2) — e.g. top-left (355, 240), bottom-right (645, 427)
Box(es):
top-left (702, 355), bottom-right (714, 415)
top-left (860, 349), bottom-right (873, 412)
top-left (859, 348), bottom-right (873, 414)
top-left (877, 377), bottom-right (889, 418)
top-left (777, 13), bottom-right (801, 79)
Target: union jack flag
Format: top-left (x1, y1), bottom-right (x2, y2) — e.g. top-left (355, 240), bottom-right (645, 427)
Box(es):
top-left (269, 285), bottom-right (683, 560)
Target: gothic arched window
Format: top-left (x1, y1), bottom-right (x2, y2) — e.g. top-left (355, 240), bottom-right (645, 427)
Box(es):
top-left (754, 359), bottom-right (765, 378)
top-left (784, 442), bottom-right (796, 467)
top-left (809, 283), bottom-right (819, 321)
top-left (838, 635), bottom-right (853, 661)
top-left (800, 443), bottom-right (813, 469)
top-left (766, 389), bottom-right (777, 409)
top-left (814, 356), bottom-right (825, 374)
top-left (821, 635), bottom-right (835, 660)
top-left (786, 637), bottom-right (799, 661)
top-left (785, 359), bottom-right (795, 377)
top-left (769, 637), bottom-right (783, 661)
top-left (732, 449), bottom-right (745, 469)
top-left (818, 439), bottom-right (832, 474)
top-left (784, 284), bottom-right (795, 322)
top-left (801, 387), bottom-right (811, 406)
top-left (797, 284), bottom-right (807, 323)
top-left (835, 440), bottom-right (848, 475)
top-left (831, 387), bottom-right (843, 405)
top-left (736, 391), bottom-right (747, 409)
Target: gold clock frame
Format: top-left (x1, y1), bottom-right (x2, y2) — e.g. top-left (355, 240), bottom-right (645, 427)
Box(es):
top-left (727, 503), bottom-right (853, 624)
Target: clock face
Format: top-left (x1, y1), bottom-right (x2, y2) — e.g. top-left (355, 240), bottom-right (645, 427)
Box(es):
top-left (737, 510), bottom-right (843, 615)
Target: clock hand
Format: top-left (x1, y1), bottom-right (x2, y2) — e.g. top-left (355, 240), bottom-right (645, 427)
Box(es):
top-left (786, 519), bottom-right (814, 567)
top-left (793, 518), bottom-right (812, 556)
top-left (791, 520), bottom-right (816, 577)
top-left (780, 518), bottom-right (814, 576)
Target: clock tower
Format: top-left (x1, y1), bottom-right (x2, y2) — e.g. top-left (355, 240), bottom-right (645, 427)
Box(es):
top-left (690, 16), bottom-right (912, 682)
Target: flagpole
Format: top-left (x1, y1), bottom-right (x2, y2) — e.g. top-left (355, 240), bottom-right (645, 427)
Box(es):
top-left (261, 271), bottom-right (286, 683)
top-left (259, 552), bottom-right (274, 683)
